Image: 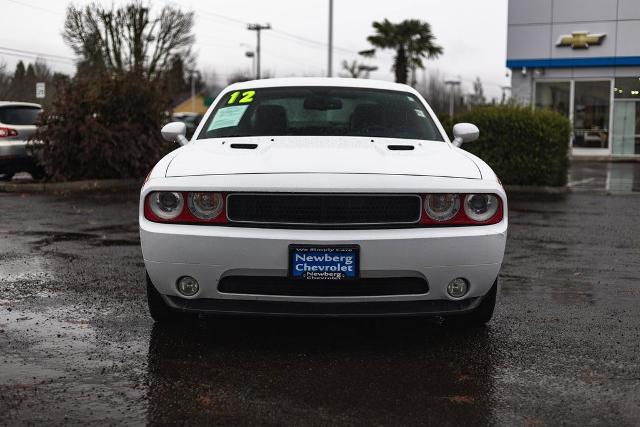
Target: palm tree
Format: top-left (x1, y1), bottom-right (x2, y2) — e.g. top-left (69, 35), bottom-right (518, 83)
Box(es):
top-left (366, 19), bottom-right (443, 85)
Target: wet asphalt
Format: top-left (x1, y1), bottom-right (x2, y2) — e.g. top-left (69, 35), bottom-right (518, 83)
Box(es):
top-left (1, 165), bottom-right (640, 426)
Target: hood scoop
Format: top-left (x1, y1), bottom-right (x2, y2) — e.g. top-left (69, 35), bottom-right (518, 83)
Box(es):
top-left (230, 143), bottom-right (258, 149)
top-left (387, 144), bottom-right (414, 151)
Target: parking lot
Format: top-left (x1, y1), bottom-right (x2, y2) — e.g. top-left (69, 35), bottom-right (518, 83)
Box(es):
top-left (1, 163), bottom-right (639, 425)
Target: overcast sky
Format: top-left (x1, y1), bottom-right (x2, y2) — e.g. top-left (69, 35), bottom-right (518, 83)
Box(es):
top-left (0, 0), bottom-right (510, 98)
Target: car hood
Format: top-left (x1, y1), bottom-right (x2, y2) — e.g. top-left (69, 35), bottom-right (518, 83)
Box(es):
top-left (165, 136), bottom-right (481, 179)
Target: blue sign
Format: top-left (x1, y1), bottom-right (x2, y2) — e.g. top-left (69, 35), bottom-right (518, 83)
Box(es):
top-left (289, 246), bottom-right (359, 280)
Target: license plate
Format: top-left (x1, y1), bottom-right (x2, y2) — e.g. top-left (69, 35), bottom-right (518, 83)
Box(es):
top-left (289, 245), bottom-right (360, 280)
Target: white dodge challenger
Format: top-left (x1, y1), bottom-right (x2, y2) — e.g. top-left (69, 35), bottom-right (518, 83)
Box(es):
top-left (140, 78), bottom-right (507, 325)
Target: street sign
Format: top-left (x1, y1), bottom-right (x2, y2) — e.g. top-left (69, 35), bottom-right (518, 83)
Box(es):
top-left (36, 82), bottom-right (46, 99)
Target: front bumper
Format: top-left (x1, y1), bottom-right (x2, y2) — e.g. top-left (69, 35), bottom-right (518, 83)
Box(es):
top-left (141, 219), bottom-right (507, 314)
top-left (162, 293), bottom-right (484, 317)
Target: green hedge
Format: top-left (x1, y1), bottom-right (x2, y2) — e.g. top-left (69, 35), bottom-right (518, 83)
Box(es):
top-left (440, 105), bottom-right (571, 186)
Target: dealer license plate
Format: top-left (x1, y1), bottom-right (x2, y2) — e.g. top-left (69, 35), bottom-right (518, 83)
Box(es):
top-left (289, 245), bottom-right (360, 280)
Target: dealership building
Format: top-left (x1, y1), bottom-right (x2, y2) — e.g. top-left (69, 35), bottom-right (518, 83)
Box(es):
top-left (507, 0), bottom-right (640, 157)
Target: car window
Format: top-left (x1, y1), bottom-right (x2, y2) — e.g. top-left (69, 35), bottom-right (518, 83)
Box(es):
top-left (198, 87), bottom-right (444, 141)
top-left (0, 106), bottom-right (41, 125)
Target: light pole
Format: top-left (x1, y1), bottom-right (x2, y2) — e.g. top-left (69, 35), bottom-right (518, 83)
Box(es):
top-left (445, 79), bottom-right (461, 117)
top-left (327, 0), bottom-right (333, 77)
top-left (247, 23), bottom-right (271, 79)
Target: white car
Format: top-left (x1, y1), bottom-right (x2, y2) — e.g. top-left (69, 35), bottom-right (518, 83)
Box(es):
top-left (140, 78), bottom-right (507, 326)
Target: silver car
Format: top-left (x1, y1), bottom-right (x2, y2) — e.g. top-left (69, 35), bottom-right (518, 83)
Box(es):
top-left (0, 101), bottom-right (43, 181)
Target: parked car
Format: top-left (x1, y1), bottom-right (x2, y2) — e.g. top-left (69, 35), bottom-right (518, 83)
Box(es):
top-left (171, 112), bottom-right (204, 139)
top-left (141, 78), bottom-right (508, 326)
top-left (0, 101), bottom-right (44, 181)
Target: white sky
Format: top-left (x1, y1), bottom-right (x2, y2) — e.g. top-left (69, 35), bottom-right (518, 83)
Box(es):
top-left (0, 0), bottom-right (510, 98)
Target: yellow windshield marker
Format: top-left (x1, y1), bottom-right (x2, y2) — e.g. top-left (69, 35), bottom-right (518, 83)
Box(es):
top-left (227, 90), bottom-right (255, 105)
top-left (239, 90), bottom-right (255, 103)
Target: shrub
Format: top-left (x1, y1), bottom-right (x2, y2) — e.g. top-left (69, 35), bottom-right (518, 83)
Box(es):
top-left (33, 72), bottom-right (173, 181)
top-left (440, 105), bottom-right (571, 186)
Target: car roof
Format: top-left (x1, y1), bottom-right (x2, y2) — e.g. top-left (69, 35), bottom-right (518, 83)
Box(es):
top-left (225, 77), bottom-right (419, 94)
top-left (0, 101), bottom-right (42, 109)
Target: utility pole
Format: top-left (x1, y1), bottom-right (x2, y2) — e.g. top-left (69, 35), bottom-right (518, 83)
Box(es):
top-left (247, 23), bottom-right (271, 79)
top-left (327, 0), bottom-right (333, 77)
top-left (445, 79), bottom-right (461, 117)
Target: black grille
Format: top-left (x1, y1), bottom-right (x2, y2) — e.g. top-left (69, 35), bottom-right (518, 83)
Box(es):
top-left (226, 193), bottom-right (421, 226)
top-left (218, 276), bottom-right (429, 297)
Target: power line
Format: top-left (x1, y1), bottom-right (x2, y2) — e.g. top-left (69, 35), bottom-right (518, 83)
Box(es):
top-left (195, 8), bottom-right (359, 55)
top-left (0, 46), bottom-right (74, 62)
top-left (4, 0), bottom-right (61, 15)
top-left (0, 51), bottom-right (73, 66)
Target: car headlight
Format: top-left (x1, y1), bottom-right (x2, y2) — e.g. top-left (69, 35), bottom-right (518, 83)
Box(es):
top-left (424, 194), bottom-right (460, 221)
top-left (188, 192), bottom-right (224, 219)
top-left (464, 194), bottom-right (499, 222)
top-left (148, 191), bottom-right (184, 219)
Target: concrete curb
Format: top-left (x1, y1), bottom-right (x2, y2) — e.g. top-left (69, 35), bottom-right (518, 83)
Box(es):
top-left (0, 179), bottom-right (142, 193)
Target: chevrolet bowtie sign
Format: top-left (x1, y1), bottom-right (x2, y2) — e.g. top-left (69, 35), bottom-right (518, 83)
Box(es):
top-left (556, 31), bottom-right (606, 49)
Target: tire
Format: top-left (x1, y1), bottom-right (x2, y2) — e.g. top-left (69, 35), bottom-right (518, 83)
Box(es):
top-left (146, 272), bottom-right (197, 323)
top-left (446, 278), bottom-right (498, 327)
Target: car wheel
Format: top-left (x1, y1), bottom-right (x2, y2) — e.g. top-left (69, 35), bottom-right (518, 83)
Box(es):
top-left (146, 272), bottom-right (197, 323)
top-left (446, 278), bottom-right (498, 327)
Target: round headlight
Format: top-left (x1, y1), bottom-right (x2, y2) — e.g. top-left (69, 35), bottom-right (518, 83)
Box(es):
top-left (424, 194), bottom-right (460, 221)
top-left (464, 194), bottom-right (499, 222)
top-left (188, 192), bottom-right (224, 220)
top-left (149, 191), bottom-right (184, 219)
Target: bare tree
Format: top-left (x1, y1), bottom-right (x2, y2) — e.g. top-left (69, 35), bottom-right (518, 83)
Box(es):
top-left (417, 70), bottom-right (465, 117)
top-left (226, 70), bottom-right (253, 85)
top-left (63, 1), bottom-right (195, 80)
top-left (339, 60), bottom-right (364, 78)
top-left (0, 61), bottom-right (12, 99)
top-left (467, 77), bottom-right (486, 107)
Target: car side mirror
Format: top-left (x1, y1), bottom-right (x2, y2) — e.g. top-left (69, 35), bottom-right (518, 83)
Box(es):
top-left (161, 122), bottom-right (189, 146)
top-left (452, 123), bottom-right (480, 147)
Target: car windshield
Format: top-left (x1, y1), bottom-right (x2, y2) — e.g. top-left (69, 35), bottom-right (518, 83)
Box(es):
top-left (0, 106), bottom-right (41, 125)
top-left (198, 86), bottom-right (444, 141)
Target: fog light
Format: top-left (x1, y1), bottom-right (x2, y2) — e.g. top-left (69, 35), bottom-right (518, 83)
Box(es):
top-left (447, 278), bottom-right (469, 298)
top-left (177, 276), bottom-right (199, 296)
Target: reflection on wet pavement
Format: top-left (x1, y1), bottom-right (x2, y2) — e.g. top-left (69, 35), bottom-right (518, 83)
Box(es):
top-left (146, 319), bottom-right (497, 426)
top-left (568, 161), bottom-right (640, 192)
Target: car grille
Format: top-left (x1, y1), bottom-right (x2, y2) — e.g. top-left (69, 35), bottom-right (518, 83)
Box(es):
top-left (218, 276), bottom-right (429, 297)
top-left (226, 193), bottom-right (421, 227)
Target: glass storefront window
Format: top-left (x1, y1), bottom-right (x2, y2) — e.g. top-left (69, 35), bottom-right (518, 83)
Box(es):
top-left (613, 101), bottom-right (640, 155)
top-left (535, 81), bottom-right (570, 118)
top-left (613, 78), bottom-right (640, 154)
top-left (614, 77), bottom-right (640, 99)
top-left (572, 81), bottom-right (611, 149)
